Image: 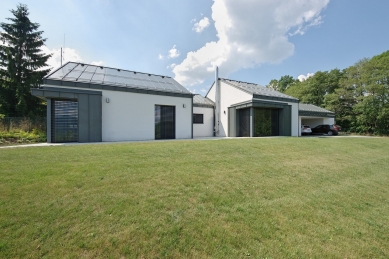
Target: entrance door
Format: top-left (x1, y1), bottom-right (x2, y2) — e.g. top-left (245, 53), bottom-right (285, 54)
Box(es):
top-left (155, 105), bottom-right (175, 139)
top-left (51, 99), bottom-right (78, 142)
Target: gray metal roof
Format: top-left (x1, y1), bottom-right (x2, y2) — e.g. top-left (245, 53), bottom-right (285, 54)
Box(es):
top-left (45, 62), bottom-right (192, 95)
top-left (221, 78), bottom-right (299, 101)
top-left (299, 103), bottom-right (334, 113)
top-left (193, 94), bottom-right (215, 107)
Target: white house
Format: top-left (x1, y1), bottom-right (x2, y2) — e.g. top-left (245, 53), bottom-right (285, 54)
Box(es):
top-left (205, 77), bottom-right (300, 137)
top-left (31, 62), bottom-right (193, 143)
top-left (31, 62), bottom-right (336, 142)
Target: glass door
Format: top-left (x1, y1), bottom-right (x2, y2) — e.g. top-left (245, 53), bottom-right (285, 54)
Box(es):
top-left (155, 105), bottom-right (176, 139)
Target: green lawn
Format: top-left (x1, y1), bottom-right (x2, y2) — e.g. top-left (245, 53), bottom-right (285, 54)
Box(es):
top-left (1, 137), bottom-right (389, 258)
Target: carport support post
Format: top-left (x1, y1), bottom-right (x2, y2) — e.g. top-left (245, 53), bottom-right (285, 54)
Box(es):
top-left (250, 107), bottom-right (254, 137)
top-left (46, 99), bottom-right (52, 143)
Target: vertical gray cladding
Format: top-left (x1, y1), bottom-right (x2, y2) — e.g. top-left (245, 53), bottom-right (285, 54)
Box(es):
top-left (30, 87), bottom-right (102, 143)
top-left (278, 105), bottom-right (291, 136)
top-left (89, 95), bottom-right (102, 142)
top-left (46, 99), bottom-right (52, 143)
top-left (78, 93), bottom-right (102, 142)
top-left (78, 94), bottom-right (89, 142)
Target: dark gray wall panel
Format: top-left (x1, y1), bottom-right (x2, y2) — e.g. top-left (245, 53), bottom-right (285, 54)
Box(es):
top-left (89, 95), bottom-right (102, 142)
top-left (283, 105), bottom-right (292, 136)
top-left (78, 94), bottom-right (89, 142)
top-left (47, 99), bottom-right (52, 143)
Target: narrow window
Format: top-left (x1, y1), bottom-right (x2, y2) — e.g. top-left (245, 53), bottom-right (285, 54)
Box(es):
top-left (193, 114), bottom-right (204, 124)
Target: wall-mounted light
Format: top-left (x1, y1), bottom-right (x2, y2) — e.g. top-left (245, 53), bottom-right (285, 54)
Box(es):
top-left (183, 104), bottom-right (186, 108)
top-left (106, 98), bottom-right (110, 103)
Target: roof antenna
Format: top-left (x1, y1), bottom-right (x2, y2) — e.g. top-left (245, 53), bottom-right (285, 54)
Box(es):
top-left (61, 34), bottom-right (65, 67)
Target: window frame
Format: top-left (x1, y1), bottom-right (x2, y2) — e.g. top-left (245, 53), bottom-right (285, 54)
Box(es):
top-left (193, 113), bottom-right (204, 124)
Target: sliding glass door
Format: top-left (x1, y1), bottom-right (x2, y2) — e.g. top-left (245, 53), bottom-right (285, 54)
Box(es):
top-left (155, 105), bottom-right (175, 139)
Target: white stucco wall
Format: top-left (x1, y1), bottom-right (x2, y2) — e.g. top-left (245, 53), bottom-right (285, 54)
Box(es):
top-left (193, 107), bottom-right (214, 137)
top-left (206, 81), bottom-right (252, 137)
top-left (102, 90), bottom-right (192, 141)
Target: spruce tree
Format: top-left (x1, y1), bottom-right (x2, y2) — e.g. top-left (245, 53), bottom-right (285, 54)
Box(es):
top-left (0, 4), bottom-right (52, 117)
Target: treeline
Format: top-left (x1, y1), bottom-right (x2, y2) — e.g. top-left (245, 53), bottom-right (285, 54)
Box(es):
top-left (268, 50), bottom-right (389, 135)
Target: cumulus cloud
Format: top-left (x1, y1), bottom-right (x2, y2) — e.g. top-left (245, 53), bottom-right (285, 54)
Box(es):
top-left (41, 46), bottom-right (103, 70)
top-left (193, 17), bottom-right (210, 33)
top-left (298, 72), bottom-right (315, 81)
top-left (172, 0), bottom-right (330, 86)
top-left (158, 54), bottom-right (164, 60)
top-left (168, 45), bottom-right (180, 59)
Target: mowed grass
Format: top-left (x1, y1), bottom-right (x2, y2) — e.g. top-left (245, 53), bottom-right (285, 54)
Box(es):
top-left (1, 137), bottom-right (389, 258)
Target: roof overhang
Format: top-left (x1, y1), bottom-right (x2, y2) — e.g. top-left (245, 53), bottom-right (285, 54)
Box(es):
top-left (31, 86), bottom-right (102, 101)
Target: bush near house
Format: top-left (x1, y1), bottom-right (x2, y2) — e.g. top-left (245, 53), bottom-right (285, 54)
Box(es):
top-left (0, 117), bottom-right (46, 145)
top-left (1, 138), bottom-right (389, 258)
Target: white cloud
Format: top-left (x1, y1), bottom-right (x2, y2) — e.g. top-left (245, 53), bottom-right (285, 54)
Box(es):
top-left (298, 72), bottom-right (315, 81)
top-left (158, 54), bottom-right (164, 60)
top-left (91, 61), bottom-right (104, 66)
top-left (168, 45), bottom-right (180, 59)
top-left (40, 46), bottom-right (103, 70)
top-left (172, 0), bottom-right (330, 86)
top-left (166, 63), bottom-right (177, 69)
top-left (193, 17), bottom-right (210, 33)
top-left (190, 18), bottom-right (197, 23)
top-left (200, 88), bottom-right (207, 93)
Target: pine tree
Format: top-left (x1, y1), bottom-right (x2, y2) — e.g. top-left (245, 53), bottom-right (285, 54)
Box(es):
top-left (0, 4), bottom-right (52, 117)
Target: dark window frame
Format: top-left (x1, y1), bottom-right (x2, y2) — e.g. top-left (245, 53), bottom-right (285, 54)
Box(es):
top-left (155, 105), bottom-right (176, 140)
top-left (193, 113), bottom-right (204, 124)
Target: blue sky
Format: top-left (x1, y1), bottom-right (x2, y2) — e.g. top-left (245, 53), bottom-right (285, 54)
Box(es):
top-left (1, 0), bottom-right (389, 95)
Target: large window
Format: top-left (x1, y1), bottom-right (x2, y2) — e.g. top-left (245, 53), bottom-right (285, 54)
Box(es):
top-left (51, 99), bottom-right (78, 143)
top-left (155, 105), bottom-right (175, 139)
top-left (254, 108), bottom-right (279, 137)
top-left (193, 114), bottom-right (204, 124)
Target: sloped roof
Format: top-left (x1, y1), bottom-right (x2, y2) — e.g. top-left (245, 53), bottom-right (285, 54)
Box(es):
top-left (299, 103), bottom-right (334, 114)
top-left (193, 94), bottom-right (215, 107)
top-left (44, 62), bottom-right (192, 95)
top-left (220, 78), bottom-right (299, 102)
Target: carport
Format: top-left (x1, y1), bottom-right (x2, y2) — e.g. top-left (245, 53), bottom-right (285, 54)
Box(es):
top-left (298, 103), bottom-right (335, 136)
